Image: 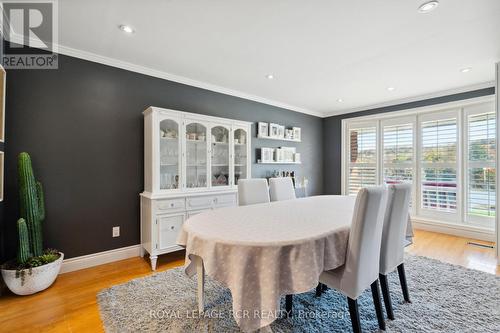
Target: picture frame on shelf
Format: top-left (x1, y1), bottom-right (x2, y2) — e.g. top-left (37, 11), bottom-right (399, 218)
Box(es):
top-left (277, 125), bottom-right (285, 139)
top-left (258, 122), bottom-right (269, 137)
top-left (292, 127), bottom-right (301, 141)
top-left (279, 147), bottom-right (296, 162)
top-left (269, 123), bottom-right (280, 138)
top-left (261, 147), bottom-right (274, 163)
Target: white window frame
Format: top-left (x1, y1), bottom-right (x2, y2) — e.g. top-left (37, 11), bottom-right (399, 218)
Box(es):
top-left (341, 96), bottom-right (496, 233)
top-left (345, 120), bottom-right (379, 195)
top-left (464, 102), bottom-right (496, 227)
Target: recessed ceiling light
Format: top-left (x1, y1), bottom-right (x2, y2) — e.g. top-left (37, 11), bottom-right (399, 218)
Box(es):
top-left (418, 1), bottom-right (439, 13)
top-left (387, 87), bottom-right (395, 91)
top-left (119, 25), bottom-right (135, 33)
top-left (265, 74), bottom-right (274, 80)
top-left (460, 67), bottom-right (472, 73)
top-left (337, 98), bottom-right (344, 102)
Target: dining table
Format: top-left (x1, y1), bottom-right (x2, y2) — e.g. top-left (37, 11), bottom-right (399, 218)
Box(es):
top-left (177, 195), bottom-right (413, 332)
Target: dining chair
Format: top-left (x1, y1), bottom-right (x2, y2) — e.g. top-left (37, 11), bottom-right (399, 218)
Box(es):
top-left (379, 183), bottom-right (412, 320)
top-left (237, 179), bottom-right (270, 206)
top-left (269, 177), bottom-right (296, 201)
top-left (318, 186), bottom-right (388, 332)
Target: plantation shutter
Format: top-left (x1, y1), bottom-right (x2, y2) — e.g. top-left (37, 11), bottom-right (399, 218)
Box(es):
top-left (420, 118), bottom-right (458, 213)
top-left (467, 112), bottom-right (496, 219)
top-left (348, 126), bottom-right (377, 195)
top-left (383, 123), bottom-right (413, 184)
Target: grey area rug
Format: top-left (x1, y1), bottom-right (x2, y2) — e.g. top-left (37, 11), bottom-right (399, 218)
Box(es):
top-left (97, 255), bottom-right (500, 332)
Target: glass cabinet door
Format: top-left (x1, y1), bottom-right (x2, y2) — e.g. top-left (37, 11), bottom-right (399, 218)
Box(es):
top-left (185, 122), bottom-right (208, 189)
top-left (233, 128), bottom-right (248, 185)
top-left (210, 125), bottom-right (230, 187)
top-left (159, 118), bottom-right (181, 190)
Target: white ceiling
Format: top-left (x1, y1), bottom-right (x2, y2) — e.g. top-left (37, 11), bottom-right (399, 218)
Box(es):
top-left (18, 0), bottom-right (500, 116)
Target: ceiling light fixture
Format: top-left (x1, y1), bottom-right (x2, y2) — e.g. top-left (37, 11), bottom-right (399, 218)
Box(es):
top-left (119, 25), bottom-right (135, 34)
top-left (387, 87), bottom-right (395, 91)
top-left (337, 98), bottom-right (344, 102)
top-left (418, 1), bottom-right (439, 13)
top-left (265, 74), bottom-right (274, 80)
top-left (460, 67), bottom-right (472, 73)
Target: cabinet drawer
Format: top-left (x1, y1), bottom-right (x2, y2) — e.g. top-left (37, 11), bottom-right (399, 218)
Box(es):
top-left (187, 209), bottom-right (210, 219)
top-left (158, 214), bottom-right (184, 250)
top-left (157, 198), bottom-right (185, 212)
top-left (214, 193), bottom-right (237, 208)
top-left (186, 196), bottom-right (214, 210)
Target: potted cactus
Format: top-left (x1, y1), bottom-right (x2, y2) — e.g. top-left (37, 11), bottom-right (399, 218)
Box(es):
top-left (1, 152), bottom-right (63, 295)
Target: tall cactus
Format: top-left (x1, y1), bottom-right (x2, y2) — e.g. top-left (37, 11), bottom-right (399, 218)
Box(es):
top-left (17, 218), bottom-right (31, 264)
top-left (18, 152), bottom-right (45, 257)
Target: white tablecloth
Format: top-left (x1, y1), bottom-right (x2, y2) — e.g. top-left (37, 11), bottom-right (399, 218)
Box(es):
top-left (177, 195), bottom-right (412, 332)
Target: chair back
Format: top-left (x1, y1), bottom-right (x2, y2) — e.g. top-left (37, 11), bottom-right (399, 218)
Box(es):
top-left (340, 186), bottom-right (387, 299)
top-left (269, 177), bottom-right (296, 201)
top-left (237, 179), bottom-right (270, 206)
top-left (379, 183), bottom-right (412, 275)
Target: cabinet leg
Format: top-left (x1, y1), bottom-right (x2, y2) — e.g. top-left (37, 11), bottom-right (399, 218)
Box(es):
top-left (194, 255), bottom-right (205, 313)
top-left (140, 246), bottom-right (145, 258)
top-left (150, 255), bottom-right (158, 271)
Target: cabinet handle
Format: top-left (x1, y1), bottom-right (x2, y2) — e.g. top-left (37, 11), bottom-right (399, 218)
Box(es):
top-left (170, 226), bottom-right (175, 230)
top-left (170, 203), bottom-right (174, 207)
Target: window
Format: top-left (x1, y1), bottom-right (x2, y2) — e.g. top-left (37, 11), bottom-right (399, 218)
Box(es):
top-left (466, 109), bottom-right (496, 226)
top-left (383, 122), bottom-right (414, 185)
top-left (342, 99), bottom-right (496, 231)
top-left (347, 125), bottom-right (377, 195)
top-left (420, 115), bottom-right (458, 215)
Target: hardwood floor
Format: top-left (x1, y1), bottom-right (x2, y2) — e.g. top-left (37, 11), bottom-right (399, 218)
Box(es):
top-left (0, 230), bottom-right (497, 332)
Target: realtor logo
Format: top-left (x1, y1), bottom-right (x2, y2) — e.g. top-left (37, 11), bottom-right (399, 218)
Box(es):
top-left (1, 0), bottom-right (58, 69)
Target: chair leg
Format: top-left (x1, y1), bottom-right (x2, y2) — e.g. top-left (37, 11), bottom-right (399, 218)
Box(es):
top-left (397, 263), bottom-right (411, 303)
top-left (371, 280), bottom-right (386, 331)
top-left (379, 273), bottom-right (395, 320)
top-left (347, 297), bottom-right (361, 333)
top-left (315, 283), bottom-right (323, 297)
top-left (285, 295), bottom-right (293, 317)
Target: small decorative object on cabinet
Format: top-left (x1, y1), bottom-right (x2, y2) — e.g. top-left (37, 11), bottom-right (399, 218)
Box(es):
top-left (141, 107), bottom-right (251, 270)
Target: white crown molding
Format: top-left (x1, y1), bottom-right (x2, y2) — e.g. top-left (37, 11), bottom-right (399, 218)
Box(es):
top-left (5, 33), bottom-right (324, 118)
top-left (324, 81), bottom-right (496, 117)
top-left (60, 244), bottom-right (141, 274)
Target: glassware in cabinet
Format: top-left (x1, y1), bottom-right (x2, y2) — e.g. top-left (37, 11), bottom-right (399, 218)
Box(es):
top-left (159, 119), bottom-right (180, 190)
top-left (185, 122), bottom-right (208, 189)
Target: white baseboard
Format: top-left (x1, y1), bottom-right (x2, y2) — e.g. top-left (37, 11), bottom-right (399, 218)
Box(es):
top-left (60, 244), bottom-right (141, 274)
top-left (412, 219), bottom-right (496, 242)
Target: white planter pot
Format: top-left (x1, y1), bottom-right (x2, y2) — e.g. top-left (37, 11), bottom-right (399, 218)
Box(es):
top-left (1, 252), bottom-right (64, 296)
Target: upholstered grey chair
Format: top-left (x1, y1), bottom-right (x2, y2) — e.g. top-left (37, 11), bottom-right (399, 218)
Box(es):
top-left (269, 177), bottom-right (296, 202)
top-left (379, 183), bottom-right (412, 320)
top-left (237, 179), bottom-right (270, 206)
top-left (318, 186), bottom-right (388, 332)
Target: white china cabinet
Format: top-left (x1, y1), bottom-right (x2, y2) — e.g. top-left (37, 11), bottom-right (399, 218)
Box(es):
top-left (140, 107), bottom-right (251, 270)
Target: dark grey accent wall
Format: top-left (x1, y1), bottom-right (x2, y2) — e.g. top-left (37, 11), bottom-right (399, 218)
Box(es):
top-left (323, 87), bottom-right (495, 195)
top-left (2, 53), bottom-right (323, 260)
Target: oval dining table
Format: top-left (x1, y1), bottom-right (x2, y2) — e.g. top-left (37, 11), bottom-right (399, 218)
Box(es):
top-left (177, 195), bottom-right (412, 332)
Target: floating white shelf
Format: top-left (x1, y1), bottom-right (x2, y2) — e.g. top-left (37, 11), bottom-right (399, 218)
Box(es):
top-left (257, 161), bottom-right (301, 165)
top-left (257, 135), bottom-right (301, 143)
